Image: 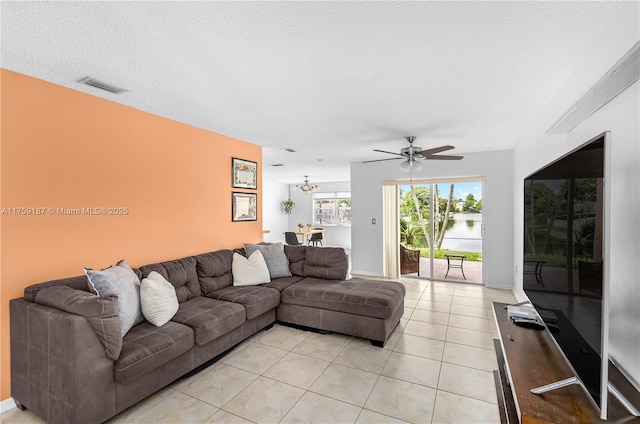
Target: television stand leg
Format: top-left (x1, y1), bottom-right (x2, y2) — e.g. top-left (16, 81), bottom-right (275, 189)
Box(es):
top-left (531, 379), bottom-right (640, 418)
top-left (530, 377), bottom-right (580, 395)
top-left (608, 382), bottom-right (640, 417)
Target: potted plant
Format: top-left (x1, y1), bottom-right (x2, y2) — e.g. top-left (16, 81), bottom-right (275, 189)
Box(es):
top-left (282, 199), bottom-right (295, 215)
top-left (401, 224), bottom-right (423, 245)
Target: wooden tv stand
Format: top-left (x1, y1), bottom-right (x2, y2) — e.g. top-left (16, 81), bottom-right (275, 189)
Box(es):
top-left (492, 302), bottom-right (603, 423)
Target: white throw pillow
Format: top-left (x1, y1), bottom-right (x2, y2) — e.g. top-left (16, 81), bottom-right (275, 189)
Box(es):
top-left (140, 271), bottom-right (179, 326)
top-left (232, 251), bottom-right (271, 286)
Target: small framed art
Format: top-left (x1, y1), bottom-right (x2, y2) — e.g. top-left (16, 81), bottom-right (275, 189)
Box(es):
top-left (232, 158), bottom-right (257, 189)
top-left (232, 192), bottom-right (257, 222)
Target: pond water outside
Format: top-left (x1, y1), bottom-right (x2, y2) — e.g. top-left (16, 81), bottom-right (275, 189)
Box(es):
top-left (440, 213), bottom-right (482, 252)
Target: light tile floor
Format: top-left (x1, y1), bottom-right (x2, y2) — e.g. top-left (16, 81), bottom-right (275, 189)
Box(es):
top-left (1, 279), bottom-right (517, 424)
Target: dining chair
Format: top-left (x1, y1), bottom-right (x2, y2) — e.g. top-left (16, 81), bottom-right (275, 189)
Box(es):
top-left (285, 231), bottom-right (302, 246)
top-left (309, 228), bottom-right (324, 247)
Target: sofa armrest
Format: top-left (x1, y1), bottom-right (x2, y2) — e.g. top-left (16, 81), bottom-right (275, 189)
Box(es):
top-left (34, 285), bottom-right (122, 360)
top-left (10, 298), bottom-right (117, 424)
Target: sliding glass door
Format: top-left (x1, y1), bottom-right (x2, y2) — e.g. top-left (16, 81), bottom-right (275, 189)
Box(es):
top-left (396, 179), bottom-right (483, 283)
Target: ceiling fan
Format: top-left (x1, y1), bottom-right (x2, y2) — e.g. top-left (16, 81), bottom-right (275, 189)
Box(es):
top-left (363, 136), bottom-right (463, 172)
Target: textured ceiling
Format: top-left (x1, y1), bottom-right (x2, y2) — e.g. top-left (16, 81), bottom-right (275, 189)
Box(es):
top-left (1, 1), bottom-right (624, 183)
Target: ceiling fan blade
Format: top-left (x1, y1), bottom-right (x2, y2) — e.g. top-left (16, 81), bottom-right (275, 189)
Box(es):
top-left (373, 149), bottom-right (405, 157)
top-left (421, 145), bottom-right (456, 155)
top-left (362, 157), bottom-right (404, 163)
top-left (424, 154), bottom-right (464, 160)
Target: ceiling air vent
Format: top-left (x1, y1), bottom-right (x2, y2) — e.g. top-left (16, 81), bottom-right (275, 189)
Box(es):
top-left (271, 164), bottom-right (285, 167)
top-left (77, 76), bottom-right (128, 94)
top-left (281, 148), bottom-right (296, 153)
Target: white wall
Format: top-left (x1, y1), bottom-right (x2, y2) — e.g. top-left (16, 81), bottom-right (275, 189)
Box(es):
top-left (351, 150), bottom-right (514, 288)
top-left (286, 181), bottom-right (352, 249)
top-left (512, 1), bottom-right (639, 387)
top-left (262, 181), bottom-right (290, 244)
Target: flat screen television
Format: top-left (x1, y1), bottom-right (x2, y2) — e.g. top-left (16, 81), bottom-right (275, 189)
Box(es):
top-left (523, 136), bottom-right (605, 407)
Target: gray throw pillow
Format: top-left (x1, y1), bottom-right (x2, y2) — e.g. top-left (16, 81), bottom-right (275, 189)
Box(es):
top-left (85, 260), bottom-right (144, 336)
top-left (244, 242), bottom-right (292, 279)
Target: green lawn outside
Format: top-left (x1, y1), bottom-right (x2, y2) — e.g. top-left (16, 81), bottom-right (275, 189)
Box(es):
top-left (418, 248), bottom-right (482, 262)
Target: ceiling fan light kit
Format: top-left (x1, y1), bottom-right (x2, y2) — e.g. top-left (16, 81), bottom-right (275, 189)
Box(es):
top-left (294, 176), bottom-right (319, 194)
top-left (400, 158), bottom-right (423, 173)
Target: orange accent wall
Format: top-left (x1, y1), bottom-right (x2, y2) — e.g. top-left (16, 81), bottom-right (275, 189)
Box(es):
top-left (0, 69), bottom-right (262, 401)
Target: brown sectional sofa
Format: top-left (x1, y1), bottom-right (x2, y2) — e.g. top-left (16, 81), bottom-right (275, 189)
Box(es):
top-left (10, 245), bottom-right (405, 424)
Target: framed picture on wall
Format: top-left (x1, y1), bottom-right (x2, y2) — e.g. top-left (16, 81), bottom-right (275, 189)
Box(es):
top-left (232, 158), bottom-right (257, 189)
top-left (232, 192), bottom-right (257, 222)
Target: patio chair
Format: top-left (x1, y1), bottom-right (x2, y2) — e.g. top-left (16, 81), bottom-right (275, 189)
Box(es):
top-left (400, 244), bottom-right (420, 275)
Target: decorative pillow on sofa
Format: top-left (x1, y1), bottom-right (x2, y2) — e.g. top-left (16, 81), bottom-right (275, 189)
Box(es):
top-left (232, 251), bottom-right (271, 286)
top-left (139, 256), bottom-right (200, 304)
top-left (85, 260), bottom-right (144, 336)
top-left (140, 271), bottom-right (179, 326)
top-left (35, 285), bottom-right (122, 360)
top-left (244, 242), bottom-right (292, 279)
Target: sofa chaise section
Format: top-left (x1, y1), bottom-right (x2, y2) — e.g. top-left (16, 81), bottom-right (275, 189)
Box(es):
top-left (277, 246), bottom-right (406, 346)
top-left (279, 277), bottom-right (405, 346)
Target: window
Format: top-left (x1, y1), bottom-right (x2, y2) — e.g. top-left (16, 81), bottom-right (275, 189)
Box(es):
top-left (313, 192), bottom-right (351, 226)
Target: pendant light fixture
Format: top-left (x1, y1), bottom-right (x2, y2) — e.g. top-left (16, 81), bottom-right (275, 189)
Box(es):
top-left (294, 176), bottom-right (319, 194)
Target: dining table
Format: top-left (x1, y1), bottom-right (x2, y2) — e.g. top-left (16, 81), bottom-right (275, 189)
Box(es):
top-left (294, 229), bottom-right (326, 246)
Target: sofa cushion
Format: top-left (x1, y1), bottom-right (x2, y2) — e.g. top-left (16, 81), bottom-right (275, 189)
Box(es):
top-left (206, 286), bottom-right (280, 320)
top-left (302, 247), bottom-right (349, 280)
top-left (281, 278), bottom-right (406, 319)
top-left (171, 296), bottom-right (246, 345)
top-left (140, 271), bottom-right (180, 327)
top-left (284, 245), bottom-right (306, 276)
top-left (140, 256), bottom-right (200, 303)
top-left (193, 250), bottom-right (234, 294)
top-left (34, 285), bottom-right (122, 360)
top-left (244, 243), bottom-right (292, 279)
top-left (85, 260), bottom-right (144, 336)
top-left (232, 251), bottom-right (271, 286)
top-left (115, 321), bottom-right (193, 384)
top-left (262, 276), bottom-right (304, 292)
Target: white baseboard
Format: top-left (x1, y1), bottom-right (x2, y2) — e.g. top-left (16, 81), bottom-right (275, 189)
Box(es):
top-left (351, 270), bottom-right (384, 277)
top-left (484, 281), bottom-right (514, 290)
top-left (1, 397), bottom-right (16, 413)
